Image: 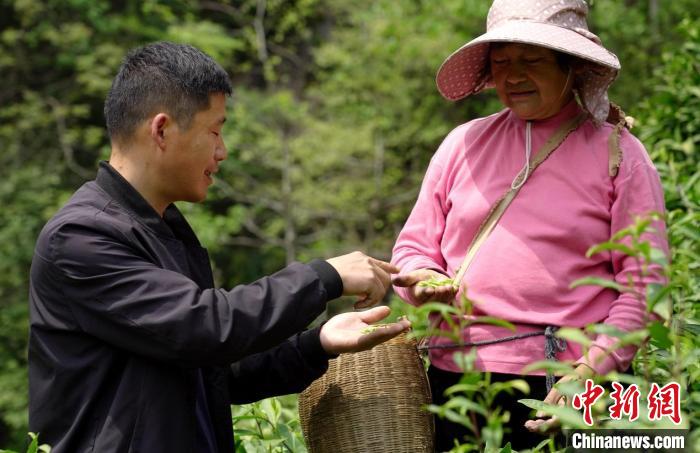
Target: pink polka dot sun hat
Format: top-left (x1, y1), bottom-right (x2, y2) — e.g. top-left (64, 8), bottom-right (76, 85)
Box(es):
top-left (436, 0), bottom-right (620, 123)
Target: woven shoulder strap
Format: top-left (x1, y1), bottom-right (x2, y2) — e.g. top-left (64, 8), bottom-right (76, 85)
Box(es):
top-left (451, 112), bottom-right (588, 290)
top-left (606, 102), bottom-right (632, 177)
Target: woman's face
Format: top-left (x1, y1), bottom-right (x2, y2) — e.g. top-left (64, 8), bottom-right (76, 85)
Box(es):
top-left (490, 43), bottom-right (574, 120)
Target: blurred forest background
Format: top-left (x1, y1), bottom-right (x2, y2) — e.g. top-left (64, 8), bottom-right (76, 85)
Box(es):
top-left (0, 0), bottom-right (698, 450)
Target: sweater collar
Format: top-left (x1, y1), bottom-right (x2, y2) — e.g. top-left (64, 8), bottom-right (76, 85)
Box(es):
top-left (95, 161), bottom-right (201, 245)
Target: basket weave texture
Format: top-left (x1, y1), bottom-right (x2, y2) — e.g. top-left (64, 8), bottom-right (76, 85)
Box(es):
top-left (298, 333), bottom-right (434, 453)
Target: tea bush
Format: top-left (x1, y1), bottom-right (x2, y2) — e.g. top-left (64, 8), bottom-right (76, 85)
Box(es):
top-left (231, 17), bottom-right (700, 453)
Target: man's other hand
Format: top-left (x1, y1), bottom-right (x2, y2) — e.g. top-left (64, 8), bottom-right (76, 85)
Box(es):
top-left (326, 251), bottom-right (399, 309)
top-left (319, 306), bottom-right (411, 355)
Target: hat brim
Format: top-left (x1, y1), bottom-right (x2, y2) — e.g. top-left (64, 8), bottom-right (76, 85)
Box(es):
top-left (436, 21), bottom-right (620, 101)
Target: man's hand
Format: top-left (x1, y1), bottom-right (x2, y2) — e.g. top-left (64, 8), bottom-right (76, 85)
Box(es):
top-left (326, 251), bottom-right (399, 309)
top-left (319, 306), bottom-right (411, 355)
top-left (391, 268), bottom-right (457, 304)
top-left (524, 364), bottom-right (595, 434)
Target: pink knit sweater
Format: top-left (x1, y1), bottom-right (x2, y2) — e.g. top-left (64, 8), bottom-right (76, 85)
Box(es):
top-left (392, 101), bottom-right (668, 376)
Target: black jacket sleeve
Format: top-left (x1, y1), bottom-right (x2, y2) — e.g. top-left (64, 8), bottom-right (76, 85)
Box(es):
top-left (228, 327), bottom-right (333, 403)
top-left (32, 218), bottom-right (341, 367)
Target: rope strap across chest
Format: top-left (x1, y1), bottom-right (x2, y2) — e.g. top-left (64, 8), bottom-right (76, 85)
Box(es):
top-left (451, 112), bottom-right (588, 290)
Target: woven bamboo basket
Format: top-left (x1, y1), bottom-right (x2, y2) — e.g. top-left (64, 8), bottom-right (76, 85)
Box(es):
top-left (298, 333), bottom-right (434, 453)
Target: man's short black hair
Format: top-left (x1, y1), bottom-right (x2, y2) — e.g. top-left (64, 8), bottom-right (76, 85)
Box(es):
top-left (104, 41), bottom-right (232, 144)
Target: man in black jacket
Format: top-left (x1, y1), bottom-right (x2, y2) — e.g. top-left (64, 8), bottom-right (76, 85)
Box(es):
top-left (28, 41), bottom-right (409, 453)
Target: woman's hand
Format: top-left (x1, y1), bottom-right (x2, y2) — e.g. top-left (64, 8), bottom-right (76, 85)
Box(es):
top-left (392, 268), bottom-right (457, 304)
top-left (524, 363), bottom-right (595, 434)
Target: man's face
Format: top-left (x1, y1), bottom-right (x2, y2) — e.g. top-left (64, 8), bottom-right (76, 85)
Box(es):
top-left (161, 93), bottom-right (227, 204)
top-left (490, 44), bottom-right (573, 120)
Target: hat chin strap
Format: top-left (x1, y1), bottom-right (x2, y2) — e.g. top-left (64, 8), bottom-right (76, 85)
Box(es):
top-left (511, 121), bottom-right (532, 190)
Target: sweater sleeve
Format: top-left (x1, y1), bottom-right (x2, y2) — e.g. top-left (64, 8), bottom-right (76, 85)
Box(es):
top-left (576, 133), bottom-right (669, 375)
top-left (391, 129), bottom-right (459, 305)
top-left (227, 327), bottom-right (331, 403)
top-left (35, 219), bottom-right (336, 368)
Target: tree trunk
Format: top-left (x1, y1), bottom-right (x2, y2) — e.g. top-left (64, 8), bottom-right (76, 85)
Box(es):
top-left (281, 131), bottom-right (296, 264)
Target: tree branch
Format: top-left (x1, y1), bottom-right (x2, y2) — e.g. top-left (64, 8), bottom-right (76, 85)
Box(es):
top-left (213, 177), bottom-right (285, 212)
top-left (47, 97), bottom-right (93, 180)
top-left (268, 42), bottom-right (307, 71)
top-left (254, 0), bottom-right (268, 62)
top-left (224, 236), bottom-right (269, 248)
top-left (199, 1), bottom-right (245, 23)
top-left (243, 217), bottom-right (284, 247)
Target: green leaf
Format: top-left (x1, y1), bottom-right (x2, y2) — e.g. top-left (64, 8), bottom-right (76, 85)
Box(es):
top-left (26, 433), bottom-right (39, 453)
top-left (555, 380), bottom-right (585, 397)
top-left (517, 399), bottom-right (589, 429)
top-left (470, 316), bottom-right (516, 331)
top-left (498, 379), bottom-right (531, 395)
top-left (498, 442), bottom-right (512, 453)
top-left (417, 277), bottom-right (454, 288)
top-left (649, 247), bottom-right (669, 266)
top-left (676, 225), bottom-right (700, 242)
top-left (648, 321), bottom-right (672, 349)
top-left (425, 404), bottom-right (476, 432)
top-left (555, 327), bottom-right (593, 347)
top-left (586, 242), bottom-right (638, 258)
top-left (646, 283), bottom-right (672, 314)
top-left (603, 372), bottom-right (647, 387)
top-left (652, 296), bottom-right (673, 320)
top-left (444, 383), bottom-right (481, 395)
top-left (570, 277), bottom-right (629, 293)
top-left (275, 422), bottom-right (297, 450)
top-left (533, 437), bottom-right (554, 451)
top-left (681, 321), bottom-right (700, 337)
top-left (443, 396), bottom-right (489, 417)
top-left (522, 360), bottom-right (576, 375)
top-left (585, 323), bottom-right (627, 338)
top-left (233, 428), bottom-right (265, 438)
top-left (616, 329), bottom-right (649, 347)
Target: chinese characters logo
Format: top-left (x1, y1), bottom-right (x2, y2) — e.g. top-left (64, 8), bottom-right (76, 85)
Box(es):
top-left (572, 380), bottom-right (681, 426)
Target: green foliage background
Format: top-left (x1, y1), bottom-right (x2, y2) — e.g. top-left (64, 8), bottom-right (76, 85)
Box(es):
top-left (0, 0), bottom-right (698, 450)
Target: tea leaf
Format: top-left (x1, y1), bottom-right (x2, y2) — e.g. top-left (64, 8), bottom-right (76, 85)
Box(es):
top-left (417, 277), bottom-right (455, 288)
top-left (497, 443), bottom-right (512, 453)
top-left (522, 360), bottom-right (576, 375)
top-left (26, 433), bottom-right (38, 453)
top-left (517, 399), bottom-right (589, 429)
top-left (648, 321), bottom-right (672, 349)
top-left (443, 396), bottom-right (489, 416)
top-left (585, 323), bottom-right (627, 337)
top-left (646, 283), bottom-right (673, 315)
top-left (360, 323), bottom-right (392, 334)
top-left (586, 242), bottom-right (637, 258)
top-left (555, 327), bottom-right (593, 347)
top-left (471, 316), bottom-right (516, 331)
top-left (570, 276), bottom-right (629, 293)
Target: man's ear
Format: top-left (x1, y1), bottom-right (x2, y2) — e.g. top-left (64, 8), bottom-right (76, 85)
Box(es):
top-left (150, 113), bottom-right (170, 150)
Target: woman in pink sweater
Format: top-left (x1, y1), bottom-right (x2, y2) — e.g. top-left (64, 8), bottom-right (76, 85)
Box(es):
top-left (391, 0), bottom-right (668, 449)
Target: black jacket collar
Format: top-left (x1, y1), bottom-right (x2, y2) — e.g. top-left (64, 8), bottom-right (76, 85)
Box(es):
top-left (95, 161), bottom-right (201, 246)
